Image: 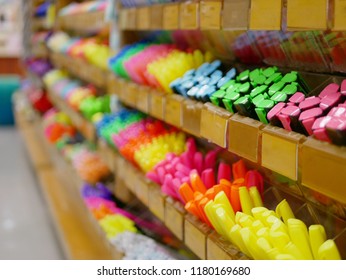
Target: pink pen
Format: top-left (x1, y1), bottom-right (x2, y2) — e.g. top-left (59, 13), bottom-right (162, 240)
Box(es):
top-left (299, 96), bottom-right (321, 111)
top-left (180, 151), bottom-right (193, 169)
top-left (204, 150), bottom-right (219, 170)
top-left (267, 102), bottom-right (286, 127)
top-left (326, 118), bottom-right (346, 145)
top-left (278, 105), bottom-right (301, 132)
top-left (341, 80), bottom-right (346, 95)
top-left (146, 170), bottom-right (161, 184)
top-left (202, 168), bottom-right (216, 189)
top-left (320, 92), bottom-right (343, 112)
top-left (157, 166), bottom-right (167, 184)
top-left (299, 107), bottom-right (324, 135)
top-left (319, 83), bottom-right (340, 98)
top-left (176, 162), bottom-right (191, 176)
top-left (217, 162), bottom-right (232, 183)
top-left (193, 152), bottom-right (204, 175)
top-left (312, 116), bottom-right (333, 142)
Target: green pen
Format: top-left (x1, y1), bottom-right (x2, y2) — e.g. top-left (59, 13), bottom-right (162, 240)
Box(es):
top-left (226, 82), bottom-right (242, 94)
top-left (253, 74), bottom-right (267, 85)
top-left (210, 90), bottom-right (226, 107)
top-left (222, 91), bottom-right (241, 113)
top-left (220, 79), bottom-right (236, 91)
top-left (250, 85), bottom-right (268, 98)
top-left (262, 66), bottom-right (278, 77)
top-left (255, 99), bottom-right (275, 124)
top-left (252, 94), bottom-right (266, 107)
top-left (271, 91), bottom-right (288, 103)
top-left (249, 68), bottom-right (260, 81)
top-left (234, 95), bottom-right (254, 117)
top-left (237, 70), bottom-right (250, 82)
top-left (239, 82), bottom-right (251, 94)
top-left (265, 72), bottom-right (283, 85)
top-left (282, 83), bottom-right (298, 95)
top-left (268, 81), bottom-right (286, 96)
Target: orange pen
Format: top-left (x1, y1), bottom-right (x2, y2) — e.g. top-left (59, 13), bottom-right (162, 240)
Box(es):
top-left (178, 182), bottom-right (194, 204)
top-left (185, 200), bottom-right (202, 219)
top-left (230, 185), bottom-right (242, 213)
top-left (198, 197), bottom-right (212, 227)
top-left (220, 179), bottom-right (232, 187)
top-left (190, 172), bottom-right (207, 193)
top-left (205, 188), bottom-right (217, 200)
top-left (232, 160), bottom-right (247, 180)
top-left (194, 194), bottom-right (209, 224)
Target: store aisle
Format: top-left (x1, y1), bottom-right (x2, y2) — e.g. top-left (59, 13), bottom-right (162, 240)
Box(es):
top-left (0, 127), bottom-right (64, 260)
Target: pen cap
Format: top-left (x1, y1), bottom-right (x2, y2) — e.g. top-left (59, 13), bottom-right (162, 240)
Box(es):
top-left (309, 225), bottom-right (327, 260)
top-left (251, 207), bottom-right (268, 220)
top-left (251, 220), bottom-right (265, 233)
top-left (275, 199), bottom-right (295, 224)
top-left (245, 170), bottom-right (264, 194)
top-left (214, 191), bottom-right (235, 221)
top-left (240, 227), bottom-right (268, 260)
top-left (239, 187), bottom-right (254, 216)
top-left (189, 171), bottom-right (207, 193)
top-left (249, 186), bottom-right (264, 207)
top-left (215, 205), bottom-right (236, 233)
top-left (269, 231), bottom-right (290, 250)
top-left (228, 225), bottom-right (252, 257)
top-left (202, 168), bottom-right (216, 189)
top-left (178, 182), bottom-right (195, 204)
top-left (232, 160), bottom-right (247, 180)
top-left (317, 240), bottom-right (341, 260)
top-left (204, 200), bottom-right (224, 234)
top-left (287, 219), bottom-right (313, 259)
top-left (230, 185), bottom-right (241, 213)
top-left (217, 162), bottom-right (232, 183)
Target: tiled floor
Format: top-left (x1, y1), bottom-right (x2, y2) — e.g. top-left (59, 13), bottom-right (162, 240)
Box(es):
top-left (0, 127), bottom-right (64, 260)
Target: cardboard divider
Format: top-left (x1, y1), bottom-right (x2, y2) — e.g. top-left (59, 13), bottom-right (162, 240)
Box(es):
top-left (301, 138), bottom-right (346, 204)
top-left (222, 0), bottom-right (250, 30)
top-left (228, 114), bottom-right (264, 163)
top-left (164, 94), bottom-right (184, 128)
top-left (165, 197), bottom-right (186, 240)
top-left (58, 11), bottom-right (107, 33)
top-left (163, 4), bottom-right (180, 30)
top-left (148, 184), bottom-right (167, 221)
top-left (261, 126), bottom-right (306, 180)
top-left (207, 231), bottom-right (250, 260)
top-left (200, 0), bottom-right (222, 30)
top-left (149, 90), bottom-right (165, 120)
top-left (184, 214), bottom-right (212, 259)
top-left (150, 5), bottom-right (163, 29)
top-left (122, 82), bottom-right (138, 108)
top-left (180, 2), bottom-right (199, 29)
top-left (249, 0), bottom-right (282, 30)
top-left (182, 99), bottom-right (203, 136)
top-left (200, 103), bottom-right (232, 148)
top-left (136, 85), bottom-right (150, 114)
top-left (137, 7), bottom-right (151, 30)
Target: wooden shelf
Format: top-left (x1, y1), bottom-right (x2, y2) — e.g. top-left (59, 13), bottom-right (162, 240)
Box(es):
top-left (16, 108), bottom-right (120, 259)
top-left (49, 52), bottom-right (108, 89)
top-left (57, 11), bottom-right (108, 33)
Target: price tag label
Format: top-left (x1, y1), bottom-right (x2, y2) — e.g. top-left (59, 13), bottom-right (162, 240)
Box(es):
top-left (200, 103), bottom-right (231, 148)
top-left (180, 2), bottom-right (199, 29)
top-left (135, 176), bottom-right (149, 206)
top-left (287, 0), bottom-right (327, 30)
top-left (185, 214), bottom-right (211, 259)
top-left (165, 197), bottom-right (185, 240)
top-left (127, 8), bottom-right (137, 29)
top-left (228, 114), bottom-right (263, 163)
top-left (150, 5), bottom-right (163, 29)
top-left (137, 7), bottom-right (150, 30)
top-left (334, 0), bottom-right (346, 30)
top-left (249, 0), bottom-right (282, 30)
top-left (182, 99), bottom-right (203, 136)
top-left (163, 4), bottom-right (179, 30)
top-left (222, 0), bottom-right (250, 30)
top-left (148, 185), bottom-right (166, 221)
top-left (136, 86), bottom-right (150, 113)
top-left (262, 127), bottom-right (305, 180)
top-left (200, 1), bottom-right (222, 30)
top-left (165, 95), bottom-right (183, 127)
top-left (302, 138), bottom-right (346, 204)
top-left (150, 91), bottom-right (165, 120)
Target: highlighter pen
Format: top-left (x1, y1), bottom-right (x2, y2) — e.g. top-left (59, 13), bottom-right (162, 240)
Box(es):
top-left (317, 240), bottom-right (341, 260)
top-left (213, 191), bottom-right (235, 221)
top-left (287, 219), bottom-right (314, 260)
top-left (309, 224), bottom-right (327, 260)
top-left (249, 187), bottom-right (263, 207)
top-left (204, 200), bottom-right (224, 235)
top-left (239, 187), bottom-right (254, 216)
top-left (228, 225), bottom-right (252, 257)
top-left (240, 227), bottom-right (268, 260)
top-left (275, 199), bottom-right (295, 224)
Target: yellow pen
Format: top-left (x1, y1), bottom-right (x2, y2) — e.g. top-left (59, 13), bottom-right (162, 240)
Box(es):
top-left (256, 227), bottom-right (270, 241)
top-left (283, 241), bottom-right (306, 260)
top-left (317, 240), bottom-right (341, 260)
top-left (270, 219), bottom-right (289, 234)
top-left (214, 191), bottom-right (235, 221)
top-left (204, 200), bottom-right (225, 235)
top-left (287, 219), bottom-right (313, 259)
top-left (239, 186), bottom-right (254, 216)
top-left (249, 187), bottom-right (263, 207)
top-left (251, 220), bottom-right (266, 233)
top-left (238, 215), bottom-right (255, 228)
top-left (235, 212), bottom-right (251, 225)
top-left (269, 230), bottom-right (290, 250)
top-left (240, 227), bottom-right (268, 260)
top-left (309, 225), bottom-right (327, 259)
top-left (276, 199), bottom-right (295, 224)
top-left (228, 225), bottom-right (252, 257)
top-left (252, 207), bottom-right (268, 220)
top-left (215, 205), bottom-right (236, 234)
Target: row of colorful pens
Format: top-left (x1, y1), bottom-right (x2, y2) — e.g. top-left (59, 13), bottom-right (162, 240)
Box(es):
top-left (95, 111), bottom-right (341, 259)
top-left (109, 42), bottom-right (346, 146)
top-left (44, 69), bottom-right (111, 122)
top-left (81, 182), bottom-right (180, 260)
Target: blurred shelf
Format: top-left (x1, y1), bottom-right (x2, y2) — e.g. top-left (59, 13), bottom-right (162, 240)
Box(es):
top-left (32, 17), bottom-right (53, 31)
top-left (57, 11), bottom-right (108, 33)
top-left (49, 52), bottom-right (108, 89)
top-left (118, 0), bottom-right (346, 31)
top-left (15, 108), bottom-right (120, 259)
